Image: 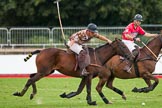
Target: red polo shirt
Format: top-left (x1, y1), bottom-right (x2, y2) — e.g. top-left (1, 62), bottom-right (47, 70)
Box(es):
top-left (122, 22), bottom-right (145, 41)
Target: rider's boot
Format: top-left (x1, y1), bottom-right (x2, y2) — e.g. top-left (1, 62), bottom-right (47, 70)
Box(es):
top-left (123, 46), bottom-right (139, 73)
top-left (78, 50), bottom-right (90, 76)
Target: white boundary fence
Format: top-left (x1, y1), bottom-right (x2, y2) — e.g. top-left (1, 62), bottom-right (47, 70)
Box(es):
top-left (0, 25), bottom-right (161, 48)
top-left (9, 28), bottom-right (51, 47)
top-left (0, 28), bottom-right (8, 48)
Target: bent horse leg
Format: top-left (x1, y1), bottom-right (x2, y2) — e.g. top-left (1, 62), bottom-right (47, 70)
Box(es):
top-left (30, 72), bottom-right (53, 99)
top-left (30, 83), bottom-right (37, 100)
top-left (96, 77), bottom-right (111, 104)
top-left (30, 71), bottom-right (53, 99)
top-left (106, 77), bottom-right (126, 100)
top-left (60, 77), bottom-right (87, 98)
top-left (29, 73), bottom-right (37, 100)
top-left (13, 72), bottom-right (44, 99)
top-left (132, 74), bottom-right (159, 93)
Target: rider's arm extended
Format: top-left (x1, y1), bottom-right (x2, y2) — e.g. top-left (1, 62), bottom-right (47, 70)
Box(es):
top-left (144, 32), bottom-right (159, 37)
top-left (94, 33), bottom-right (112, 44)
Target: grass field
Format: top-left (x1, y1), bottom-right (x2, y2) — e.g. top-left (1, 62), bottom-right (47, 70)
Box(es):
top-left (0, 77), bottom-right (162, 108)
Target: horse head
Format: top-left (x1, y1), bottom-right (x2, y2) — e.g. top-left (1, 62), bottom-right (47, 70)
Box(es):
top-left (140, 34), bottom-right (162, 60)
top-left (95, 38), bottom-right (134, 65)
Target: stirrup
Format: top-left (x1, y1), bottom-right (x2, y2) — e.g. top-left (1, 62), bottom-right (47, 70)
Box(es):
top-left (81, 71), bottom-right (89, 76)
top-left (80, 69), bottom-right (89, 76)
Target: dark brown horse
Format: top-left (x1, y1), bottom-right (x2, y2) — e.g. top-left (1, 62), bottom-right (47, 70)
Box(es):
top-left (95, 35), bottom-right (162, 104)
top-left (13, 38), bottom-right (133, 105)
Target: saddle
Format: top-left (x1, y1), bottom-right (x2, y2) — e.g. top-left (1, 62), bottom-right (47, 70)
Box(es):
top-left (66, 47), bottom-right (90, 71)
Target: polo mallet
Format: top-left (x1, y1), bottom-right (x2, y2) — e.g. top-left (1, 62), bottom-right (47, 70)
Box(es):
top-left (141, 41), bottom-right (158, 59)
top-left (54, 0), bottom-right (68, 48)
top-left (142, 41), bottom-right (162, 64)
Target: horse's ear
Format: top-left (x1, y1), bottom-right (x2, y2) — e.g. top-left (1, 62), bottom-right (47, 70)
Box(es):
top-left (115, 37), bottom-right (121, 41)
top-left (115, 37), bottom-right (118, 40)
top-left (160, 30), bottom-right (162, 34)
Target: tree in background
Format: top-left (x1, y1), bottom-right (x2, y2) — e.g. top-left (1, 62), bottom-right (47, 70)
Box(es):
top-left (0, 0), bottom-right (162, 27)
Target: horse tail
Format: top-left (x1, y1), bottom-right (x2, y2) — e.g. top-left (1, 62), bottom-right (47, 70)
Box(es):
top-left (24, 50), bottom-right (41, 62)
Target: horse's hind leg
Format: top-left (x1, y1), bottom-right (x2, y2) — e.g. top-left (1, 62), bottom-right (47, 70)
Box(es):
top-left (30, 83), bottom-right (37, 100)
top-left (29, 73), bottom-right (37, 100)
top-left (132, 74), bottom-right (159, 93)
top-left (30, 70), bottom-right (54, 99)
top-left (106, 77), bottom-right (126, 100)
top-left (13, 72), bottom-right (43, 98)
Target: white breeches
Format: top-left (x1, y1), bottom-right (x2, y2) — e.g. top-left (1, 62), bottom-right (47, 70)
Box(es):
top-left (122, 40), bottom-right (138, 52)
top-left (67, 41), bottom-right (83, 54)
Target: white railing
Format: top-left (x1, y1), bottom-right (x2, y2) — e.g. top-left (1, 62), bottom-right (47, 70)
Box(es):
top-left (0, 28), bottom-right (8, 48)
top-left (0, 25), bottom-right (161, 48)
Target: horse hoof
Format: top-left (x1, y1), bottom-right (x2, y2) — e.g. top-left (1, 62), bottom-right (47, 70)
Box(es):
top-left (108, 101), bottom-right (113, 104)
top-left (103, 98), bottom-right (109, 104)
top-left (30, 94), bottom-right (34, 100)
top-left (132, 87), bottom-right (138, 92)
top-left (122, 96), bottom-right (127, 100)
top-left (122, 93), bottom-right (127, 100)
top-left (88, 101), bottom-right (97, 105)
top-left (13, 92), bottom-right (21, 96)
top-left (105, 100), bottom-right (113, 104)
top-left (60, 92), bottom-right (67, 98)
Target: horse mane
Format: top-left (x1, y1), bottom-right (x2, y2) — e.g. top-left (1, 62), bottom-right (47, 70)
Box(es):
top-left (87, 47), bottom-right (95, 52)
top-left (95, 43), bottom-right (110, 50)
top-left (94, 38), bottom-right (121, 50)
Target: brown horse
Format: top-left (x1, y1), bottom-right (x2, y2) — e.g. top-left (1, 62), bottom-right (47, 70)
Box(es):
top-left (95, 35), bottom-right (162, 104)
top-left (13, 38), bottom-right (133, 105)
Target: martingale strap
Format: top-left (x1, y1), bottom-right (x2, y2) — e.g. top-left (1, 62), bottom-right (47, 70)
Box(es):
top-left (87, 48), bottom-right (102, 68)
top-left (89, 48), bottom-right (102, 67)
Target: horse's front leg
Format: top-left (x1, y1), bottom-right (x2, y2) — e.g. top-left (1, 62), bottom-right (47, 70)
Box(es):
top-left (60, 77), bottom-right (87, 98)
top-left (96, 77), bottom-right (112, 104)
top-left (132, 74), bottom-right (159, 93)
top-left (86, 75), bottom-right (97, 105)
top-left (106, 77), bottom-right (126, 100)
